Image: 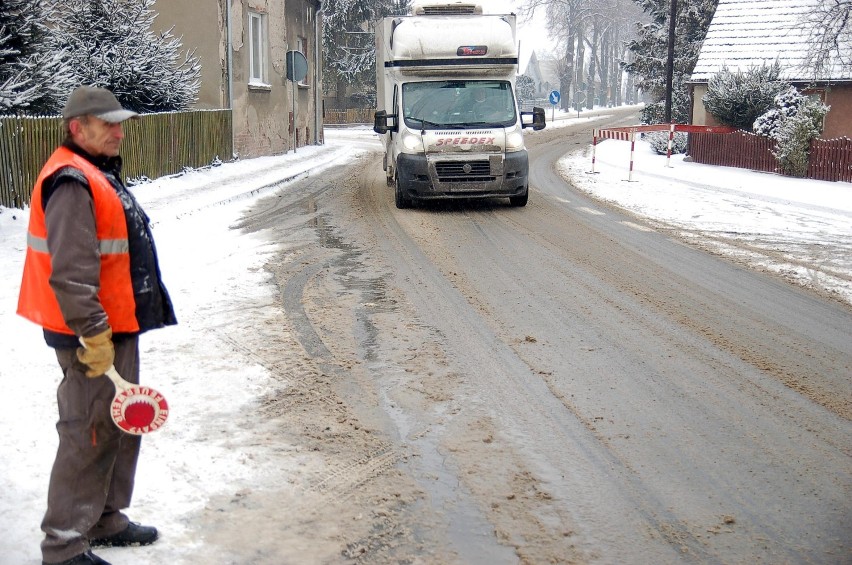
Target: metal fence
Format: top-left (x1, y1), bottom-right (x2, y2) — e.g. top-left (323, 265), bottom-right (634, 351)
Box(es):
top-left (520, 98), bottom-right (549, 111)
top-left (690, 131), bottom-right (852, 182)
top-left (0, 109), bottom-right (232, 208)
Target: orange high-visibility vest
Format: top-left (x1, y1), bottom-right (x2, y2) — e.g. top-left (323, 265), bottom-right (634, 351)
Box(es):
top-left (17, 146), bottom-right (139, 335)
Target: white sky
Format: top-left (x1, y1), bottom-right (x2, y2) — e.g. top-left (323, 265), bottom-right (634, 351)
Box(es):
top-left (1, 109), bottom-right (850, 563)
top-left (479, 0), bottom-right (558, 67)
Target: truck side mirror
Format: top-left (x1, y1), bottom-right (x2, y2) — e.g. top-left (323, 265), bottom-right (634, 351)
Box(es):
top-left (521, 107), bottom-right (546, 131)
top-left (373, 110), bottom-right (398, 134)
top-left (532, 107), bottom-right (546, 131)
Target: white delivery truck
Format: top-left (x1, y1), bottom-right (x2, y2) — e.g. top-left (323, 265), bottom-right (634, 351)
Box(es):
top-left (373, 2), bottom-right (545, 208)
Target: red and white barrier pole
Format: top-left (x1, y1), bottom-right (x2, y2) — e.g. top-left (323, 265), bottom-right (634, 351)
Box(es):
top-left (628, 132), bottom-right (636, 181)
top-left (591, 130), bottom-right (598, 173)
top-left (666, 123), bottom-right (674, 167)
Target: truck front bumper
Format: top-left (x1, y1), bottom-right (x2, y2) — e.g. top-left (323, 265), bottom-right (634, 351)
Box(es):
top-left (396, 151), bottom-right (529, 201)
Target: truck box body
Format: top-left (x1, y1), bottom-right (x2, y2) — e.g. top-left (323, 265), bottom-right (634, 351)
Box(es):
top-left (373, 3), bottom-right (544, 208)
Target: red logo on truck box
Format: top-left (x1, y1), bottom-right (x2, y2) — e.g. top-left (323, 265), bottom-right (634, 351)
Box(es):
top-left (457, 45), bottom-right (488, 56)
top-left (434, 137), bottom-right (495, 146)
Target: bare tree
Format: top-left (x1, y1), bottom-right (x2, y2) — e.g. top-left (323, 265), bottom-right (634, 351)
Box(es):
top-left (800, 0), bottom-right (852, 79)
top-left (521, 0), bottom-right (642, 111)
top-left (522, 0), bottom-right (579, 110)
top-left (583, 0), bottom-right (642, 107)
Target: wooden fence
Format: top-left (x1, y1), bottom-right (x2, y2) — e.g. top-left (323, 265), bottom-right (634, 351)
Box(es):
top-left (323, 108), bottom-right (374, 125)
top-left (689, 131), bottom-right (776, 173)
top-left (689, 131), bottom-right (852, 182)
top-left (0, 109), bottom-right (232, 208)
top-left (808, 137), bottom-right (852, 182)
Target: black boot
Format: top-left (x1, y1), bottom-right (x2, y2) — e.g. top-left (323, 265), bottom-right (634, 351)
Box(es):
top-left (43, 550), bottom-right (111, 565)
top-left (90, 521), bottom-right (158, 548)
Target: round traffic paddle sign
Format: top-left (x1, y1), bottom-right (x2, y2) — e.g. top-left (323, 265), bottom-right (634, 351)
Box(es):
top-left (106, 367), bottom-right (169, 435)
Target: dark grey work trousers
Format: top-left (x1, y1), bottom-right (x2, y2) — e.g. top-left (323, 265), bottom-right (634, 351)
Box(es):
top-left (41, 336), bottom-right (141, 564)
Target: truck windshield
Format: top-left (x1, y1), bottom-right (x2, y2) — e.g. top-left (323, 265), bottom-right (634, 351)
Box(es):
top-left (402, 81), bottom-right (517, 129)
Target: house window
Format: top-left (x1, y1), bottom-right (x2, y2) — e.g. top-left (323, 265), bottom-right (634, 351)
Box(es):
top-left (249, 11), bottom-right (268, 85)
top-left (297, 37), bottom-right (309, 86)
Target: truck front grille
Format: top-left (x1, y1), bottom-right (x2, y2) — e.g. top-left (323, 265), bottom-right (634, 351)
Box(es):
top-left (416, 4), bottom-right (480, 15)
top-left (435, 160), bottom-right (494, 182)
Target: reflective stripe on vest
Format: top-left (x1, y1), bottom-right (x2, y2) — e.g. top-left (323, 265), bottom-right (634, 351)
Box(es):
top-left (17, 146), bottom-right (139, 335)
top-left (26, 233), bottom-right (130, 255)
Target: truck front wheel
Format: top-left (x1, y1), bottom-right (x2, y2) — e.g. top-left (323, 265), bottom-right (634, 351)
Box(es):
top-left (394, 174), bottom-right (412, 209)
top-left (509, 187), bottom-right (528, 207)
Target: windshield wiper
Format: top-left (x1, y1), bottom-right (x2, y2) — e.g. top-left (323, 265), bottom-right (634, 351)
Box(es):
top-left (409, 117), bottom-right (472, 132)
top-left (409, 116), bottom-right (443, 133)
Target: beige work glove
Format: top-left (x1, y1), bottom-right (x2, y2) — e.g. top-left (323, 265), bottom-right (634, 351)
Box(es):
top-left (77, 328), bottom-right (115, 378)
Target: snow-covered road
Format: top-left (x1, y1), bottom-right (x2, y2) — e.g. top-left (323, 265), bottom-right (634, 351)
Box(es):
top-left (1, 118), bottom-right (850, 563)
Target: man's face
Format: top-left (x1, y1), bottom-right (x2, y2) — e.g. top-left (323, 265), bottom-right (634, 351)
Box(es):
top-left (72, 116), bottom-right (125, 157)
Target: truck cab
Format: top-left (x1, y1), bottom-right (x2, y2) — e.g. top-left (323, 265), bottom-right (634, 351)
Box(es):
top-left (373, 3), bottom-right (545, 208)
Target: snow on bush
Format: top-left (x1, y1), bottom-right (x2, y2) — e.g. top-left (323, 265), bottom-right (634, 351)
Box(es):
top-left (643, 131), bottom-right (688, 155)
top-left (754, 87), bottom-right (829, 177)
top-left (753, 86), bottom-right (804, 139)
top-left (2, 0), bottom-right (200, 116)
top-left (702, 62), bottom-right (787, 131)
top-left (640, 88), bottom-right (692, 126)
top-left (639, 84), bottom-right (688, 156)
top-left (0, 0), bottom-right (75, 115)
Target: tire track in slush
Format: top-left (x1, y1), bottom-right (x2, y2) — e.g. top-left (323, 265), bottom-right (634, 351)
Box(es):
top-left (278, 259), bottom-right (406, 504)
top-left (359, 166), bottom-right (712, 564)
top-left (358, 120), bottom-right (850, 562)
top-left (226, 170), bottom-right (408, 512)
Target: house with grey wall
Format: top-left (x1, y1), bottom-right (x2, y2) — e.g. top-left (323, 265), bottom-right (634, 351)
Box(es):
top-left (154, 0), bottom-right (324, 158)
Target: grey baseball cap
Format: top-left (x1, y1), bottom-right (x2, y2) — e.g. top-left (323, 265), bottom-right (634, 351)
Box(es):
top-left (63, 86), bottom-right (139, 123)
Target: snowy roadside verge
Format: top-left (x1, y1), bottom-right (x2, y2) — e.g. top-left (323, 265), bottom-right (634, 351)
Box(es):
top-left (0, 137), bottom-right (372, 564)
top-left (557, 137), bottom-right (852, 306)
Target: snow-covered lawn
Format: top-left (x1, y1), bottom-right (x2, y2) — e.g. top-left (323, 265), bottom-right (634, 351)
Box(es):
top-left (555, 127), bottom-right (852, 304)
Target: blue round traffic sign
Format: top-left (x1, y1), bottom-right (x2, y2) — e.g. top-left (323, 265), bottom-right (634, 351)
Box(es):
top-left (549, 90), bottom-right (561, 105)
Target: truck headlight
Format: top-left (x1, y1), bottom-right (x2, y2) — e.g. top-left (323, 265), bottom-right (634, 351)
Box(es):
top-left (402, 130), bottom-right (424, 152)
top-left (505, 128), bottom-right (525, 152)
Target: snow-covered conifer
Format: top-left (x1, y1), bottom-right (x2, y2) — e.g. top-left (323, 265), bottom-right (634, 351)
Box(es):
top-left (644, 130), bottom-right (687, 154)
top-left (0, 0), bottom-right (74, 115)
top-left (516, 75), bottom-right (536, 105)
top-left (640, 77), bottom-right (691, 124)
top-left (774, 98), bottom-right (829, 177)
top-left (50, 0), bottom-right (200, 113)
top-left (702, 62), bottom-right (787, 131)
top-left (625, 0), bottom-right (718, 124)
top-left (754, 86), bottom-right (829, 177)
top-left (322, 0), bottom-right (409, 108)
top-left (753, 86), bottom-right (804, 139)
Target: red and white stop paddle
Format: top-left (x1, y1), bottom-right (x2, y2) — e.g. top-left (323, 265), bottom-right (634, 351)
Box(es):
top-left (104, 366), bottom-right (169, 435)
top-left (78, 338), bottom-right (169, 434)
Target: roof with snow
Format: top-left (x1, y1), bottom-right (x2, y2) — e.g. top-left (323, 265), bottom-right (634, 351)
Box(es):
top-left (690, 0), bottom-right (852, 83)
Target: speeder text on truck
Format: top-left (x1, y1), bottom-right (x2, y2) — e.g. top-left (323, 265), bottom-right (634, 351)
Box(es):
top-left (373, 3), bottom-right (546, 209)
